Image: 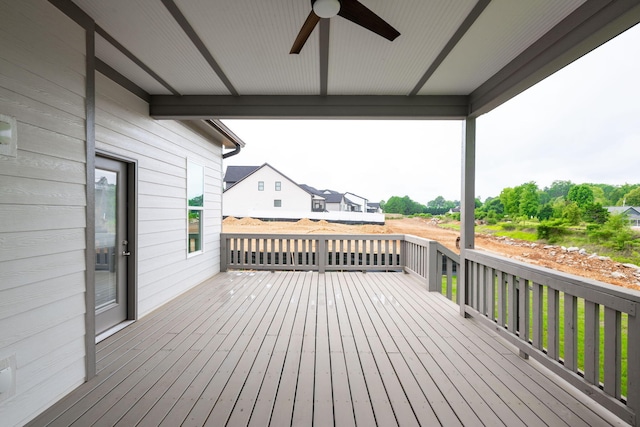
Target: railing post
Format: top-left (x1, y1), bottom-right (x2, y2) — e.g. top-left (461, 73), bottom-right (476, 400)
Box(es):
top-left (628, 308), bottom-right (640, 422)
top-left (220, 234), bottom-right (228, 272)
top-left (318, 237), bottom-right (326, 274)
top-left (459, 117), bottom-right (476, 317)
top-left (426, 240), bottom-right (438, 291)
top-left (400, 237), bottom-right (407, 273)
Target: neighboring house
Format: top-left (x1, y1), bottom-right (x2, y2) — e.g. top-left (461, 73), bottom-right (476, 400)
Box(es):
top-left (223, 165), bottom-right (259, 190)
top-left (606, 206), bottom-right (640, 227)
top-left (223, 164), bottom-right (324, 218)
top-left (367, 202), bottom-right (383, 213)
top-left (300, 186), bottom-right (357, 213)
top-left (345, 192), bottom-right (368, 213)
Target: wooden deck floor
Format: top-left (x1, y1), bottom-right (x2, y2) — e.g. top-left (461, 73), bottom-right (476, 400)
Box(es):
top-left (28, 271), bottom-right (626, 427)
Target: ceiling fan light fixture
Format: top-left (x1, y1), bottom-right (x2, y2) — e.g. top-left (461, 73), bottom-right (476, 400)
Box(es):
top-left (313, 0), bottom-right (340, 18)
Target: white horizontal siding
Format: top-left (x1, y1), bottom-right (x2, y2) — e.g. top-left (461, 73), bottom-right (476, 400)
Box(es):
top-left (95, 73), bottom-right (224, 317)
top-left (0, 1), bottom-right (87, 426)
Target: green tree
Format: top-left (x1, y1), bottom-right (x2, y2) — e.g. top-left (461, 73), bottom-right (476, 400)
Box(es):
top-left (383, 195), bottom-right (428, 215)
top-left (582, 203), bottom-right (609, 224)
top-left (427, 196), bottom-right (446, 208)
top-left (538, 203), bottom-right (554, 221)
top-left (499, 187), bottom-right (520, 217)
top-left (382, 196), bottom-right (405, 214)
top-left (610, 184), bottom-right (639, 206)
top-left (589, 185), bottom-right (607, 205)
top-left (484, 197), bottom-right (504, 216)
top-left (518, 182), bottom-right (539, 218)
top-left (563, 202), bottom-right (582, 225)
top-left (567, 184), bottom-right (594, 209)
top-left (545, 180), bottom-right (573, 199)
top-left (624, 187), bottom-right (640, 206)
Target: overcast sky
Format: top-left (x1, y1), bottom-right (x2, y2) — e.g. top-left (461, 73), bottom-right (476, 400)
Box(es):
top-left (223, 24), bottom-right (640, 205)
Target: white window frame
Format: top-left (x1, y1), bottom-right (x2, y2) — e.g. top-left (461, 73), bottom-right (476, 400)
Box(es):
top-left (275, 181), bottom-right (281, 191)
top-left (187, 159), bottom-right (204, 257)
top-left (258, 181), bottom-right (264, 191)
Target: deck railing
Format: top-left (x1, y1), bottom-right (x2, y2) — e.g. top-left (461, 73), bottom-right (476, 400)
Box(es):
top-left (464, 249), bottom-right (640, 426)
top-left (220, 232), bottom-right (639, 425)
top-left (221, 233), bottom-right (406, 273)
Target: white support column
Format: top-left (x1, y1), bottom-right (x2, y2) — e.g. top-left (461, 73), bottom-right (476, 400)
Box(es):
top-left (459, 117), bottom-right (476, 316)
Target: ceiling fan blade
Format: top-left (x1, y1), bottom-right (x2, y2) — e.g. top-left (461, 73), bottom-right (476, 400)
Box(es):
top-left (338, 0), bottom-right (400, 41)
top-left (290, 11), bottom-right (321, 54)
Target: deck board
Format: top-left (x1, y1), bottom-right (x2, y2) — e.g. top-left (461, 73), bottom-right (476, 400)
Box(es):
top-left (27, 271), bottom-right (626, 427)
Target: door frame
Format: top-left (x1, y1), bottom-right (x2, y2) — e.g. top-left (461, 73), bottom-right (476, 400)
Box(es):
top-left (90, 151), bottom-right (138, 340)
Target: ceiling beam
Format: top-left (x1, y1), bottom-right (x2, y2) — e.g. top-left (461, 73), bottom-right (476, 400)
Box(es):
top-left (149, 95), bottom-right (469, 119)
top-left (319, 19), bottom-right (330, 96)
top-left (161, 0), bottom-right (239, 96)
top-left (469, 0), bottom-right (640, 117)
top-left (410, 0), bottom-right (492, 96)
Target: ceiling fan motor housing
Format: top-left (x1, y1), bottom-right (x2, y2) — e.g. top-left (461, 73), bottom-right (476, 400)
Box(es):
top-left (312, 0), bottom-right (341, 19)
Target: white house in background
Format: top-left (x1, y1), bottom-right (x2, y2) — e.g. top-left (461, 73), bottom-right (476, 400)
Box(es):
top-left (299, 186), bottom-right (346, 212)
top-left (224, 166), bottom-right (384, 224)
top-left (223, 164), bottom-right (326, 218)
top-left (344, 192), bottom-right (368, 212)
top-left (367, 202), bottom-right (383, 213)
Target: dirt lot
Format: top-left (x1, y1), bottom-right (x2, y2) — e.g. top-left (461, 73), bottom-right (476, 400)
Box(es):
top-left (223, 216), bottom-right (640, 291)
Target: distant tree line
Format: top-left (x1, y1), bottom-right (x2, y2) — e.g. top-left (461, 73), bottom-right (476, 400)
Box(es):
top-left (380, 195), bottom-right (459, 216)
top-left (381, 181), bottom-right (640, 220)
top-left (475, 180), bottom-right (640, 225)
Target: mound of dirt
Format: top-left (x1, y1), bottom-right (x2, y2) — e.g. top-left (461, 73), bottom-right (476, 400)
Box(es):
top-left (295, 218), bottom-right (316, 226)
top-left (237, 217), bottom-right (263, 226)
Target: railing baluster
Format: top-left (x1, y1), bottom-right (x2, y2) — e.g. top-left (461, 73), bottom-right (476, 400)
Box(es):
top-left (584, 301), bottom-right (600, 386)
top-left (548, 288), bottom-right (560, 360)
top-left (507, 274), bottom-right (516, 333)
top-left (564, 294), bottom-right (578, 372)
top-left (532, 282), bottom-right (543, 349)
top-left (519, 277), bottom-right (529, 346)
top-left (486, 267), bottom-right (495, 321)
top-left (498, 271), bottom-right (506, 328)
top-left (604, 307), bottom-right (622, 399)
top-left (446, 257), bottom-right (453, 300)
top-left (478, 264), bottom-right (485, 315)
top-left (628, 310), bottom-right (640, 415)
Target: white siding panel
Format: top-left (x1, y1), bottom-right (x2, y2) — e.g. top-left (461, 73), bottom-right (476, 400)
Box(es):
top-left (95, 73), bottom-right (224, 317)
top-left (0, 1), bottom-right (87, 425)
top-left (0, 149), bottom-right (85, 184)
top-left (15, 122), bottom-right (85, 162)
top-left (0, 205), bottom-right (85, 233)
top-left (0, 229), bottom-right (85, 262)
top-left (0, 272), bottom-right (85, 320)
top-left (0, 176), bottom-right (85, 206)
top-left (0, 250), bottom-right (86, 292)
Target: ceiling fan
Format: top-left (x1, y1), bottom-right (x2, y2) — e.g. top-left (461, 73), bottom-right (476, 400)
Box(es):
top-left (290, 0), bottom-right (400, 54)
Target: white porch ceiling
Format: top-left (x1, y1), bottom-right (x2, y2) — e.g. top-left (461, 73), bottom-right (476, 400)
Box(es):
top-left (70, 0), bottom-right (640, 118)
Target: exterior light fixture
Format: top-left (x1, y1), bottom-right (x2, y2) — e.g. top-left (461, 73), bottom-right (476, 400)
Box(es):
top-left (313, 0), bottom-right (340, 18)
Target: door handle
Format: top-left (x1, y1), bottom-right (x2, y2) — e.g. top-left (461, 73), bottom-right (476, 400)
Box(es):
top-left (122, 251), bottom-right (131, 256)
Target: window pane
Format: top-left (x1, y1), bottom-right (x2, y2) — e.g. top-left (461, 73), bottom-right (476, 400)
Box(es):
top-left (258, 181), bottom-right (264, 191)
top-left (188, 210), bottom-right (202, 253)
top-left (274, 199), bottom-right (282, 207)
top-left (275, 181), bottom-right (281, 191)
top-left (188, 161), bottom-right (204, 207)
